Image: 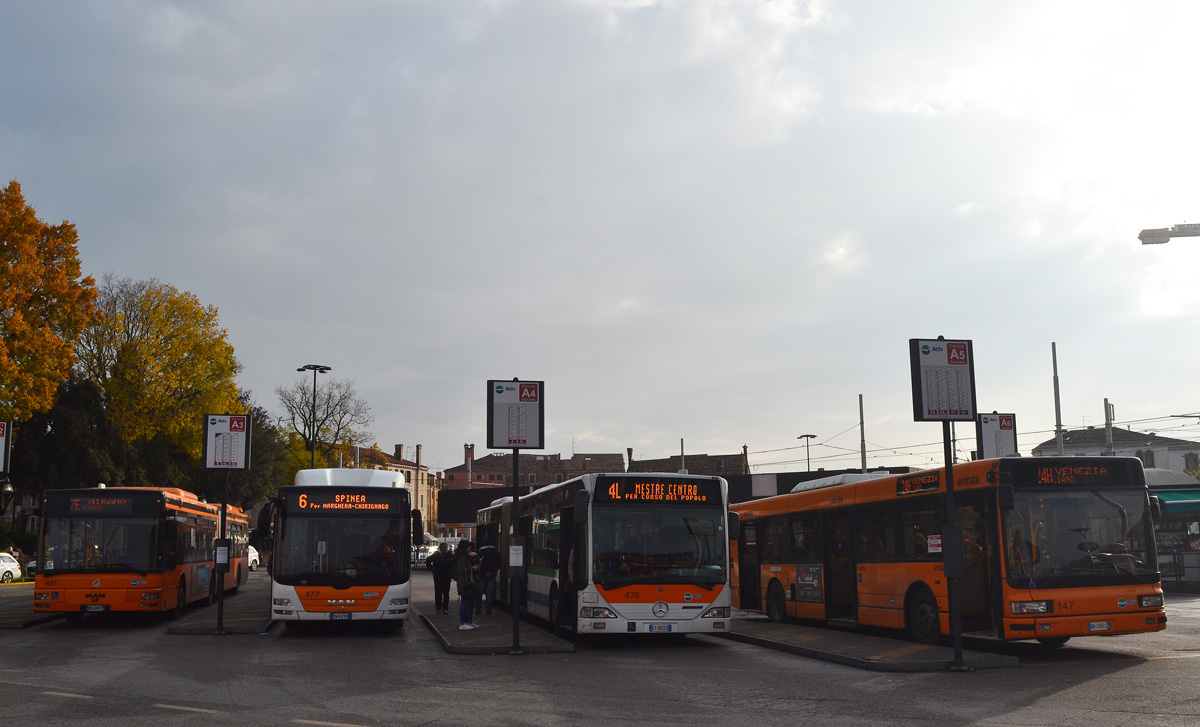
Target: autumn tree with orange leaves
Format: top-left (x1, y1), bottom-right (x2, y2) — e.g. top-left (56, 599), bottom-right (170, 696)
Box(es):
top-left (0, 181), bottom-right (97, 421)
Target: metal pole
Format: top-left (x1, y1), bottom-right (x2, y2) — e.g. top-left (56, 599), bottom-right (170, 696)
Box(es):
top-left (859, 395), bottom-right (867, 472)
top-left (943, 421), bottom-right (966, 670)
top-left (216, 470), bottom-right (229, 634)
top-left (1053, 343), bottom-right (1064, 455)
top-left (310, 369), bottom-right (318, 468)
top-left (510, 446), bottom-right (523, 655)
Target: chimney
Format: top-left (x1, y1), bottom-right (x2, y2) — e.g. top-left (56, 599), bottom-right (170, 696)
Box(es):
top-left (416, 444), bottom-right (422, 468)
top-left (394, 444), bottom-right (404, 460)
top-left (465, 444), bottom-right (475, 463)
top-left (627, 447), bottom-right (634, 466)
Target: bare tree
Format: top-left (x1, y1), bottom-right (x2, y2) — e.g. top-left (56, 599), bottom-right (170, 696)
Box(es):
top-left (276, 377), bottom-right (374, 464)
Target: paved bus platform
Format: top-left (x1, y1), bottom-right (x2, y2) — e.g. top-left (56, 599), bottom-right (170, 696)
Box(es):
top-left (2, 574), bottom-right (1016, 670)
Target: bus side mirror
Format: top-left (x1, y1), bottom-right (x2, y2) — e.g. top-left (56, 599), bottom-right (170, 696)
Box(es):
top-left (256, 499), bottom-right (277, 538)
top-left (727, 512), bottom-right (739, 542)
top-left (997, 483), bottom-right (1014, 511)
top-left (573, 490), bottom-right (589, 527)
top-left (1150, 495), bottom-right (1163, 522)
top-left (412, 508), bottom-right (425, 546)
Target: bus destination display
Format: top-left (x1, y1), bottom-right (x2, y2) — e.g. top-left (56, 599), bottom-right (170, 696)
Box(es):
top-left (594, 477), bottom-right (720, 503)
top-left (896, 472), bottom-right (941, 496)
top-left (68, 496), bottom-right (135, 515)
top-left (290, 491), bottom-right (396, 512)
top-left (1034, 465), bottom-right (1116, 486)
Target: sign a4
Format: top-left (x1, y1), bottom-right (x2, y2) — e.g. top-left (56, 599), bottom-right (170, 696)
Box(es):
top-left (519, 384), bottom-right (539, 402)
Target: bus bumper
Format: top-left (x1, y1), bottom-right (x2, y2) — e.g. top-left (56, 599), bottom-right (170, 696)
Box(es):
top-left (1004, 609), bottom-right (1167, 640)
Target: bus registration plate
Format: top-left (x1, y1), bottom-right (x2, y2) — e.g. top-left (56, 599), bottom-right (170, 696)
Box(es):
top-left (648, 624), bottom-right (673, 633)
top-left (84, 605), bottom-right (108, 613)
top-left (1087, 621), bottom-right (1111, 632)
top-left (330, 613), bottom-right (352, 620)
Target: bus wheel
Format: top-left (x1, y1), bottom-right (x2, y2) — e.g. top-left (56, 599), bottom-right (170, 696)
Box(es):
top-left (170, 579), bottom-right (186, 620)
top-left (907, 589), bottom-right (940, 644)
top-left (1037, 636), bottom-right (1070, 648)
top-left (766, 583), bottom-right (787, 623)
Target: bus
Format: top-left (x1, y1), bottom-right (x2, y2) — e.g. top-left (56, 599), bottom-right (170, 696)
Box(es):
top-left (476, 472), bottom-right (735, 635)
top-left (731, 456), bottom-right (1167, 646)
top-left (264, 468), bottom-right (424, 624)
top-left (32, 486), bottom-right (250, 619)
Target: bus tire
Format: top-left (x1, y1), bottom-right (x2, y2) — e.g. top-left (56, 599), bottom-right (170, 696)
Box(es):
top-left (766, 582), bottom-right (787, 623)
top-left (170, 578), bottom-right (186, 620)
top-left (1037, 636), bottom-right (1070, 648)
top-left (907, 588), bottom-right (940, 644)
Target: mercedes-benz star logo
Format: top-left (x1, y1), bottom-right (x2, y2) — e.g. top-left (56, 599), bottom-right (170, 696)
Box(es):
top-left (652, 601), bottom-right (669, 618)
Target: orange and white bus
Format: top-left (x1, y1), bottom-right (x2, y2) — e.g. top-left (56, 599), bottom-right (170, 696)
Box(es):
top-left (265, 469), bottom-right (424, 625)
top-left (476, 473), bottom-right (735, 634)
top-left (732, 456), bottom-right (1166, 646)
top-left (32, 486), bottom-right (250, 619)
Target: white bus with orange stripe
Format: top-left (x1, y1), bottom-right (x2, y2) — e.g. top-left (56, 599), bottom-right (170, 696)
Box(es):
top-left (476, 473), bottom-right (735, 635)
top-left (265, 469), bottom-right (424, 625)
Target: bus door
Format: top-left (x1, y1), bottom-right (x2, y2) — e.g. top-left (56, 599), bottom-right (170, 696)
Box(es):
top-left (824, 510), bottom-right (856, 620)
top-left (957, 494), bottom-right (996, 633)
top-left (738, 521), bottom-right (761, 611)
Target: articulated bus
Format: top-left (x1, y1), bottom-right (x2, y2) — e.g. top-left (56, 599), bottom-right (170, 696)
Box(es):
top-left (732, 457), bottom-right (1167, 646)
top-left (476, 472), bottom-right (735, 635)
top-left (265, 469), bottom-right (424, 625)
top-left (32, 487), bottom-right (250, 619)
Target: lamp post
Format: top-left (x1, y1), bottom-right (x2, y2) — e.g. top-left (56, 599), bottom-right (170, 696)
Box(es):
top-left (297, 364), bottom-right (332, 468)
top-left (1139, 223), bottom-right (1200, 245)
top-left (797, 434), bottom-right (816, 471)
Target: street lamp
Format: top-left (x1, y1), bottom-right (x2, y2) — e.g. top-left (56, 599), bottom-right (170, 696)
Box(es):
top-left (1139, 223), bottom-right (1200, 245)
top-left (797, 434), bottom-right (817, 472)
top-left (297, 364), bottom-right (332, 468)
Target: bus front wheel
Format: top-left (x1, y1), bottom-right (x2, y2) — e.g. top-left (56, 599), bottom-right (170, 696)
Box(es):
top-left (766, 583), bottom-right (787, 623)
top-left (907, 588), bottom-right (940, 644)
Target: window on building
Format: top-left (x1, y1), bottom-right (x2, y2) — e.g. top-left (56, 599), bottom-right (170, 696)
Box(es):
top-left (556, 474), bottom-right (564, 483)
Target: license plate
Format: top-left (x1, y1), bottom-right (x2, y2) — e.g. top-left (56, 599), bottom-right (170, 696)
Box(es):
top-left (330, 613), bottom-right (352, 620)
top-left (84, 605), bottom-right (108, 613)
top-left (1087, 621), bottom-right (1111, 632)
top-left (648, 624), bottom-right (673, 633)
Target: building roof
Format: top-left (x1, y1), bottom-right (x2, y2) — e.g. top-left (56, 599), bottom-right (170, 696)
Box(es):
top-left (445, 452), bottom-right (626, 474)
top-left (1032, 426), bottom-right (1198, 454)
top-left (626, 452), bottom-right (749, 477)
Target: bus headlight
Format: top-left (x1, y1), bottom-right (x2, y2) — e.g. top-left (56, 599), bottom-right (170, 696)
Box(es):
top-left (580, 607), bottom-right (617, 619)
top-left (273, 597), bottom-right (292, 607)
top-left (1011, 600), bottom-right (1053, 614)
top-left (141, 593), bottom-right (160, 601)
top-left (388, 597), bottom-right (408, 606)
top-left (1140, 594), bottom-right (1164, 608)
top-left (702, 607), bottom-right (730, 619)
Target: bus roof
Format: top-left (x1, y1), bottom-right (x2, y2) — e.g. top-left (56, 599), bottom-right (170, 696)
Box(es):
top-left (789, 471), bottom-right (895, 493)
top-left (293, 468), bottom-right (407, 488)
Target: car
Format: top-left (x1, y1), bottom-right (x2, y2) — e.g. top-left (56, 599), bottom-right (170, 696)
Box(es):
top-left (0, 553), bottom-right (22, 583)
top-left (248, 545), bottom-right (260, 571)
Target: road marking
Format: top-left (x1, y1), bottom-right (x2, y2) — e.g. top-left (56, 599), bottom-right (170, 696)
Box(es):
top-left (293, 720), bottom-right (368, 727)
top-left (153, 704), bottom-right (225, 714)
top-left (42, 691), bottom-right (92, 699)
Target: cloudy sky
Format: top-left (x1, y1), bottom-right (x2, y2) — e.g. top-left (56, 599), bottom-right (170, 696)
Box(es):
top-left (4, 1), bottom-right (1200, 475)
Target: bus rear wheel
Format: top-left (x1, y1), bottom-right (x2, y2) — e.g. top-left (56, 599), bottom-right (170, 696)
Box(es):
top-left (766, 583), bottom-right (787, 623)
top-left (907, 588), bottom-right (940, 644)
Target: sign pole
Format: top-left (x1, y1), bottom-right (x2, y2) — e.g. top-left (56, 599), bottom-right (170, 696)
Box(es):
top-left (216, 470), bottom-right (229, 634)
top-left (511, 446), bottom-right (522, 655)
top-left (942, 421), bottom-right (965, 670)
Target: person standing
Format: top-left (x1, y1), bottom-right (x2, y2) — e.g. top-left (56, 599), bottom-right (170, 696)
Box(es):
top-left (427, 543), bottom-right (454, 615)
top-left (476, 541), bottom-right (501, 615)
top-left (453, 541), bottom-right (480, 630)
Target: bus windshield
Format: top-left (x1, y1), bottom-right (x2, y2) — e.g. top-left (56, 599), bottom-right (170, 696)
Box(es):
top-left (40, 517), bottom-right (160, 574)
top-left (1004, 489), bottom-right (1158, 587)
top-left (590, 502), bottom-right (727, 590)
top-left (275, 515), bottom-right (406, 587)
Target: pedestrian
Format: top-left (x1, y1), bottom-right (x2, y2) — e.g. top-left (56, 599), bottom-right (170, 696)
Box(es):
top-left (476, 540), bottom-right (501, 615)
top-left (453, 540), bottom-right (480, 630)
top-left (427, 542), bottom-right (454, 614)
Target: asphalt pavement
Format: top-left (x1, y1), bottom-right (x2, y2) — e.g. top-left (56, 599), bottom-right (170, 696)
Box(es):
top-left (0, 571), bottom-right (1016, 671)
